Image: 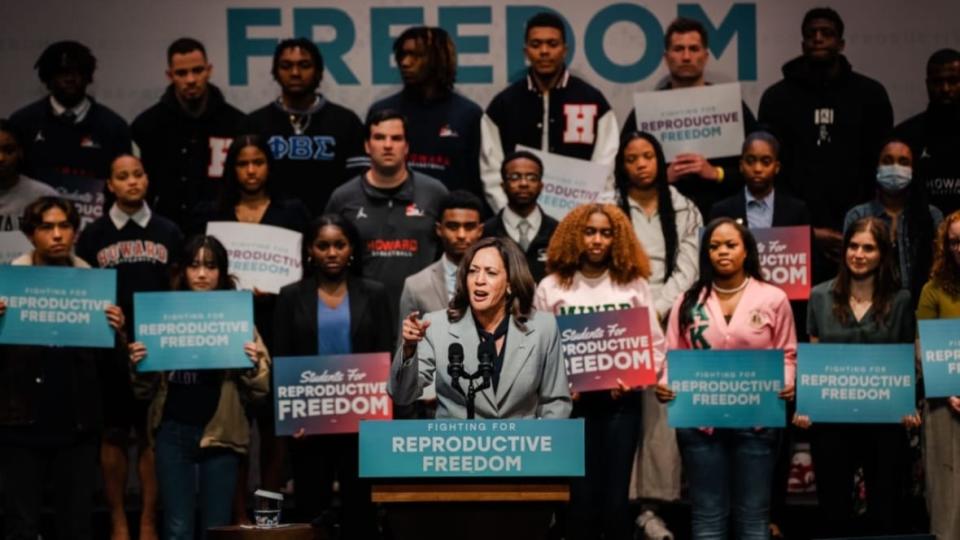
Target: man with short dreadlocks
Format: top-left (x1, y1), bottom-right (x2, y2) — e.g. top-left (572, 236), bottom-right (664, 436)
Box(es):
top-left (369, 26), bottom-right (486, 212)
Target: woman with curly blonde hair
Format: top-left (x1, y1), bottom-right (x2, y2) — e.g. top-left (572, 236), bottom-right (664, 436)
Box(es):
top-left (917, 209), bottom-right (960, 540)
top-left (534, 203), bottom-right (665, 540)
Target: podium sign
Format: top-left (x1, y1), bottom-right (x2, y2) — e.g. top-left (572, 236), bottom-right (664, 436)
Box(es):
top-left (359, 419), bottom-right (584, 478)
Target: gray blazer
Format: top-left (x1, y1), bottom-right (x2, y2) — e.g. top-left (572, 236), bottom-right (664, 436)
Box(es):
top-left (389, 309), bottom-right (572, 419)
top-left (397, 260), bottom-right (449, 330)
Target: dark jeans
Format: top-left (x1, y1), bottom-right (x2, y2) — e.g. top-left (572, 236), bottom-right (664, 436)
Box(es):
top-left (810, 423), bottom-right (909, 537)
top-left (292, 433), bottom-right (379, 539)
top-left (567, 393), bottom-right (643, 540)
top-left (155, 420), bottom-right (239, 540)
top-left (677, 428), bottom-right (778, 540)
top-left (0, 436), bottom-right (98, 540)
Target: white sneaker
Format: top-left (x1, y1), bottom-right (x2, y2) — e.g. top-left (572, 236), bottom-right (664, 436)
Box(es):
top-left (636, 510), bottom-right (674, 540)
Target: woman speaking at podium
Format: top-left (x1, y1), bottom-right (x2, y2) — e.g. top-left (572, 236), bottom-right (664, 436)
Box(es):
top-left (390, 237), bottom-right (572, 419)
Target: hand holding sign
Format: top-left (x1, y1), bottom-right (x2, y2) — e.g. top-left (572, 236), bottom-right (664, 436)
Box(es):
top-left (402, 311), bottom-right (431, 359)
top-left (655, 383), bottom-right (676, 403)
top-left (0, 298), bottom-right (5, 317)
top-left (667, 153), bottom-right (719, 183)
top-left (950, 396), bottom-right (960, 415)
top-left (105, 304), bottom-right (125, 332)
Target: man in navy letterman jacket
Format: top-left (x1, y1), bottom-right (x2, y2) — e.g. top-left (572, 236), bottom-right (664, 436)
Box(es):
top-left (480, 12), bottom-right (618, 213)
top-left (132, 38), bottom-right (246, 231)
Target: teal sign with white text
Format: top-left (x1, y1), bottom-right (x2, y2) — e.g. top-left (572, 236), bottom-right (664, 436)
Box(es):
top-left (797, 344), bottom-right (915, 423)
top-left (359, 419), bottom-right (584, 477)
top-left (0, 266), bottom-right (116, 348)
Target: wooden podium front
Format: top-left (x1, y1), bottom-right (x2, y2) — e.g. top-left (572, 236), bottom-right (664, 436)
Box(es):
top-left (360, 419), bottom-right (583, 540)
top-left (373, 480), bottom-right (569, 540)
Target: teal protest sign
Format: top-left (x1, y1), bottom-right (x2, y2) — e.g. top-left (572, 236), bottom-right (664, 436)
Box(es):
top-left (666, 349), bottom-right (786, 428)
top-left (133, 290), bottom-right (253, 371)
top-left (918, 319), bottom-right (960, 398)
top-left (797, 343), bottom-right (915, 423)
top-left (359, 419), bottom-right (584, 478)
top-left (0, 266), bottom-right (116, 347)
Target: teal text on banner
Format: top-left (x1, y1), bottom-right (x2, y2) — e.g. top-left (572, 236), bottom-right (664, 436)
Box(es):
top-left (667, 349), bottom-right (785, 428)
top-left (797, 343), bottom-right (915, 423)
top-left (917, 319), bottom-right (960, 398)
top-left (133, 291), bottom-right (254, 372)
top-left (358, 419), bottom-right (585, 478)
top-left (0, 266), bottom-right (116, 348)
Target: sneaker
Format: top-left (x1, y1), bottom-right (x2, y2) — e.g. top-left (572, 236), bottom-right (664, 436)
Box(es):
top-left (636, 510), bottom-right (674, 540)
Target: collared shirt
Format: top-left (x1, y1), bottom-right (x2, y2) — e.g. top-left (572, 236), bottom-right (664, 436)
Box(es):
top-left (745, 187), bottom-right (775, 229)
top-left (49, 96), bottom-right (91, 124)
top-left (108, 202), bottom-right (152, 229)
top-left (501, 205), bottom-right (542, 246)
top-left (441, 254), bottom-right (459, 300)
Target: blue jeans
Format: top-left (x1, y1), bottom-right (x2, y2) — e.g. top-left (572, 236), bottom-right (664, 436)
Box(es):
top-left (155, 420), bottom-right (240, 540)
top-left (677, 428), bottom-right (778, 540)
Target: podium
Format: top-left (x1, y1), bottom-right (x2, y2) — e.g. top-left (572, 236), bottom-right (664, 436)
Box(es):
top-left (359, 419), bottom-right (584, 540)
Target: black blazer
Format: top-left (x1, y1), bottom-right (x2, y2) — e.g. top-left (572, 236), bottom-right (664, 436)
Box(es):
top-left (483, 209), bottom-right (558, 283)
top-left (708, 188), bottom-right (811, 227)
top-left (273, 275), bottom-right (395, 357)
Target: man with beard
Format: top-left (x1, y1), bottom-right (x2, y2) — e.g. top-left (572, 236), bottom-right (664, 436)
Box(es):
top-left (480, 12), bottom-right (618, 213)
top-left (369, 27), bottom-right (485, 206)
top-left (482, 150), bottom-right (558, 282)
top-left (248, 38), bottom-right (365, 215)
top-left (132, 38), bottom-right (246, 230)
top-left (895, 49), bottom-right (960, 214)
top-left (759, 7), bottom-right (893, 283)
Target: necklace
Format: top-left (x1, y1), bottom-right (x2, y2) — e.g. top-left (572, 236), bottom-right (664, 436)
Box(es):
top-left (713, 277), bottom-right (750, 294)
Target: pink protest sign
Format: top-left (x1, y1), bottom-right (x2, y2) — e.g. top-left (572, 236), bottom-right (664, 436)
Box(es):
top-left (556, 307), bottom-right (656, 393)
top-left (753, 226), bottom-right (812, 300)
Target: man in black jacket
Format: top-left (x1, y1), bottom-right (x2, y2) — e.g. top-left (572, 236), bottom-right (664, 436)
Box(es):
top-left (758, 7), bottom-right (893, 283)
top-left (369, 27), bottom-right (485, 209)
top-left (248, 38), bottom-right (366, 215)
top-left (8, 41), bottom-right (131, 229)
top-left (132, 38), bottom-right (247, 230)
top-left (0, 197), bottom-right (126, 540)
top-left (895, 48), bottom-right (960, 215)
top-left (483, 150), bottom-right (558, 282)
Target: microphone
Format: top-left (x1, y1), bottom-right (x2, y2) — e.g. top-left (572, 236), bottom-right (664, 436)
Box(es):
top-left (447, 343), bottom-right (465, 395)
top-left (476, 341), bottom-right (495, 391)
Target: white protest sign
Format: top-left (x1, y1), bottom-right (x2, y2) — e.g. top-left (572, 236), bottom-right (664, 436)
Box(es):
top-left (205, 222), bottom-right (303, 294)
top-left (632, 82), bottom-right (745, 162)
top-left (0, 231), bottom-right (31, 265)
top-left (517, 145), bottom-right (611, 222)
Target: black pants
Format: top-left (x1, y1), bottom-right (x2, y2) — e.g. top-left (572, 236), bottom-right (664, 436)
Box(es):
top-left (567, 393), bottom-right (643, 540)
top-left (810, 423), bottom-right (909, 537)
top-left (292, 434), bottom-right (379, 539)
top-left (0, 437), bottom-right (99, 540)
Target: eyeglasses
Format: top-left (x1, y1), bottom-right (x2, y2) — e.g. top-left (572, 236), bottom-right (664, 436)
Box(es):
top-left (504, 172), bottom-right (541, 182)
